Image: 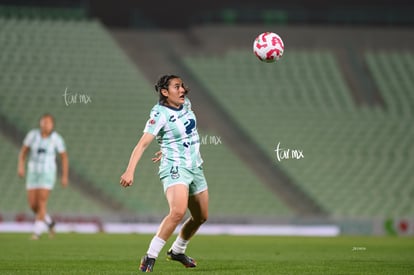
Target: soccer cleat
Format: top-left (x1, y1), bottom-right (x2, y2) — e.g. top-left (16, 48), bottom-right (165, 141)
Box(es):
top-left (167, 249), bottom-right (197, 268)
top-left (140, 255), bottom-right (156, 272)
top-left (30, 234), bottom-right (39, 240)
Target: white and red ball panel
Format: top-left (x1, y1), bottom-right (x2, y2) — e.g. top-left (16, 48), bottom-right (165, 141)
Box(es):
top-left (253, 32), bottom-right (284, 63)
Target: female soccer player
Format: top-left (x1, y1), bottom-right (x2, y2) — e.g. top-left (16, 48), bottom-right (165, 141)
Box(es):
top-left (120, 75), bottom-right (209, 272)
top-left (18, 113), bottom-right (69, 240)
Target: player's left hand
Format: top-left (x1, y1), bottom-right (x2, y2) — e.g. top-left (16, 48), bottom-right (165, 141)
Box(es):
top-left (61, 176), bottom-right (68, 187)
top-left (18, 166), bottom-right (25, 178)
top-left (152, 151), bottom-right (162, 163)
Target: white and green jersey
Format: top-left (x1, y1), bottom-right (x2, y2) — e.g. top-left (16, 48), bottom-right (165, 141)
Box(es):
top-left (23, 129), bottom-right (66, 174)
top-left (144, 97), bottom-right (203, 172)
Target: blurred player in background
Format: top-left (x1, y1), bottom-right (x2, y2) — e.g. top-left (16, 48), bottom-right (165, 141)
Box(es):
top-left (120, 74), bottom-right (209, 272)
top-left (18, 113), bottom-right (69, 240)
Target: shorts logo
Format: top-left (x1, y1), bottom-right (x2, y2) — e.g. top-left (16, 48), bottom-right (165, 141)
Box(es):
top-left (170, 166), bottom-right (180, 179)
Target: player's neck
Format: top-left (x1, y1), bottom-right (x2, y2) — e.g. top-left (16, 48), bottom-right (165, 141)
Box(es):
top-left (163, 102), bottom-right (183, 111)
top-left (40, 130), bottom-right (52, 138)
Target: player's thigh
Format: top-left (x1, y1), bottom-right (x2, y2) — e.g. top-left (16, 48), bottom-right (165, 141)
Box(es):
top-left (188, 189), bottom-right (209, 221)
top-left (26, 189), bottom-right (37, 207)
top-left (165, 184), bottom-right (189, 216)
top-left (37, 189), bottom-right (51, 203)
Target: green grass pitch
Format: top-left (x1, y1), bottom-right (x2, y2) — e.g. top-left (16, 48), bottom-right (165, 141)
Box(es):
top-left (0, 233), bottom-right (413, 274)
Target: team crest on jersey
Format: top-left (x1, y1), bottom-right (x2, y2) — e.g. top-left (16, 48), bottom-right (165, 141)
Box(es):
top-left (170, 166), bottom-right (180, 179)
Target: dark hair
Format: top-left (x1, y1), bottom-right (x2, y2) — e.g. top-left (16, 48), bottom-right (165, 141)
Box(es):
top-left (154, 74), bottom-right (189, 105)
top-left (40, 113), bottom-right (55, 124)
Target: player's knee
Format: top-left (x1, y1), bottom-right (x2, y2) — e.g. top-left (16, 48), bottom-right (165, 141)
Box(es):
top-left (29, 202), bottom-right (38, 212)
top-left (201, 212), bottom-right (208, 224)
top-left (202, 215), bottom-right (208, 224)
top-left (169, 209), bottom-right (186, 224)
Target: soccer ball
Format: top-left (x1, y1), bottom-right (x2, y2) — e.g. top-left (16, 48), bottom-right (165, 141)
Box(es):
top-left (253, 32), bottom-right (284, 63)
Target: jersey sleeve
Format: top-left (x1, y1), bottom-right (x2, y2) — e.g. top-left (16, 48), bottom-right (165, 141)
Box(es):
top-left (54, 133), bottom-right (66, 153)
top-left (23, 130), bottom-right (36, 147)
top-left (143, 106), bottom-right (166, 136)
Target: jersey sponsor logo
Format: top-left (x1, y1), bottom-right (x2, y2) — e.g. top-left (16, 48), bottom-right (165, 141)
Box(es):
top-left (169, 115), bottom-right (176, 122)
top-left (183, 138), bottom-right (200, 148)
top-left (177, 110), bottom-right (189, 119)
top-left (170, 166), bottom-right (180, 179)
top-left (37, 148), bottom-right (46, 154)
top-left (184, 119), bottom-right (196, 135)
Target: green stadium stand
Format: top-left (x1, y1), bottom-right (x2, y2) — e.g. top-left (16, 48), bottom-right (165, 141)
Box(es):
top-left (182, 48), bottom-right (414, 218)
top-left (199, 131), bottom-right (292, 219)
top-left (0, 16), bottom-right (292, 219)
top-left (0, 5), bottom-right (86, 20)
top-left (1, 11), bottom-right (413, 223)
top-left (0, 17), bottom-right (166, 216)
top-left (365, 51), bottom-right (414, 117)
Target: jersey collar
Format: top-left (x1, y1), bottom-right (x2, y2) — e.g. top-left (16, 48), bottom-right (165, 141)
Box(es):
top-left (159, 103), bottom-right (184, 111)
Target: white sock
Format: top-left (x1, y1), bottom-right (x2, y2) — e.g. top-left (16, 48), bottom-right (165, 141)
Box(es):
top-left (44, 214), bottom-right (52, 226)
top-left (171, 236), bottom-right (189, 254)
top-left (147, 236), bottom-right (166, 259)
top-left (33, 220), bottom-right (46, 236)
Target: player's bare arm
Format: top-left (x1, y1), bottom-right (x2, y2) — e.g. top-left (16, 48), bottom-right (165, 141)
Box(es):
top-left (60, 152), bottom-right (69, 187)
top-left (17, 145), bottom-right (30, 178)
top-left (120, 132), bottom-right (155, 187)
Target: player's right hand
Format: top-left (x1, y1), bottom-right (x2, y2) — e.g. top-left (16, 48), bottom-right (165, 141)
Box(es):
top-left (120, 171), bottom-right (133, 188)
top-left (18, 166), bottom-right (25, 178)
top-left (61, 175), bottom-right (69, 188)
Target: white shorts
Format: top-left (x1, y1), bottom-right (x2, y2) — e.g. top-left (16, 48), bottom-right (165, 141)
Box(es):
top-left (26, 170), bottom-right (56, 190)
